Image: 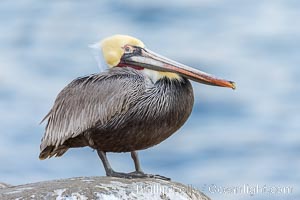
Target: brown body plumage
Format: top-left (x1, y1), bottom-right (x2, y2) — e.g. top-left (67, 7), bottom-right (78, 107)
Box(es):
top-left (40, 35), bottom-right (235, 179)
top-left (40, 67), bottom-right (193, 158)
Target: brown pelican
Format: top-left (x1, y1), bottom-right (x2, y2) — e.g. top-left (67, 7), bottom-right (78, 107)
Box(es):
top-left (39, 35), bottom-right (235, 180)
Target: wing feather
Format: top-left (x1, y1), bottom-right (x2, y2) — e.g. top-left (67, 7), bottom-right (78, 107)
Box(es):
top-left (40, 68), bottom-right (145, 153)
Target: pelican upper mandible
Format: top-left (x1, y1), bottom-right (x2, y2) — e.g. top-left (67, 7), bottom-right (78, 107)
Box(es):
top-left (39, 34), bottom-right (235, 180)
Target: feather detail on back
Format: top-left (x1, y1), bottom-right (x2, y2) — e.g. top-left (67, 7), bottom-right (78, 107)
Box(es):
top-left (39, 67), bottom-right (145, 159)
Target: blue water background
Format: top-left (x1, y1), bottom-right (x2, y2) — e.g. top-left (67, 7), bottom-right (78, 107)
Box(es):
top-left (0, 1), bottom-right (299, 199)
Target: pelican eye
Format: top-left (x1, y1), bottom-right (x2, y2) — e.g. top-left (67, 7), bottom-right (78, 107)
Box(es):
top-left (123, 46), bottom-right (132, 54)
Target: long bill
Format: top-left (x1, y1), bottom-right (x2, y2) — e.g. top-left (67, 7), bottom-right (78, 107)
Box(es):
top-left (121, 46), bottom-right (236, 89)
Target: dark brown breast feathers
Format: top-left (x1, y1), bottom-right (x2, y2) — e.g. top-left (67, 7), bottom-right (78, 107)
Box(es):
top-left (89, 75), bottom-right (194, 152)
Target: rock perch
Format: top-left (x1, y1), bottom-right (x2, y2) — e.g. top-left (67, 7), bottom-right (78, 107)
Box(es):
top-left (0, 177), bottom-right (211, 200)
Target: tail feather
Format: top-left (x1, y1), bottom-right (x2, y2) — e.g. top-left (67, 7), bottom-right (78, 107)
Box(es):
top-left (39, 146), bottom-right (69, 160)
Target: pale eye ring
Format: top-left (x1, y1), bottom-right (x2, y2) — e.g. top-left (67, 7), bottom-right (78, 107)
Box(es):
top-left (124, 46), bottom-right (131, 53)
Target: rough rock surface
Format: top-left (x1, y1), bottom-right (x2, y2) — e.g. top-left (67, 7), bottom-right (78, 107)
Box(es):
top-left (0, 176), bottom-right (211, 200)
top-left (0, 182), bottom-right (11, 189)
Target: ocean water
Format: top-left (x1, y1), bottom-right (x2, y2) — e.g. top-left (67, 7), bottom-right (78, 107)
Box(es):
top-left (0, 1), bottom-right (299, 199)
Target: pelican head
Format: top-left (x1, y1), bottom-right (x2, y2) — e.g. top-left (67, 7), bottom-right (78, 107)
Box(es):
top-left (90, 34), bottom-right (236, 89)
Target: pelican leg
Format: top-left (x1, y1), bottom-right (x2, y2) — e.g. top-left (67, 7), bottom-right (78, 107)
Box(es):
top-left (129, 151), bottom-right (171, 181)
top-left (97, 150), bottom-right (130, 178)
top-left (97, 150), bottom-right (113, 175)
top-left (97, 150), bottom-right (170, 180)
top-left (131, 151), bottom-right (143, 173)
